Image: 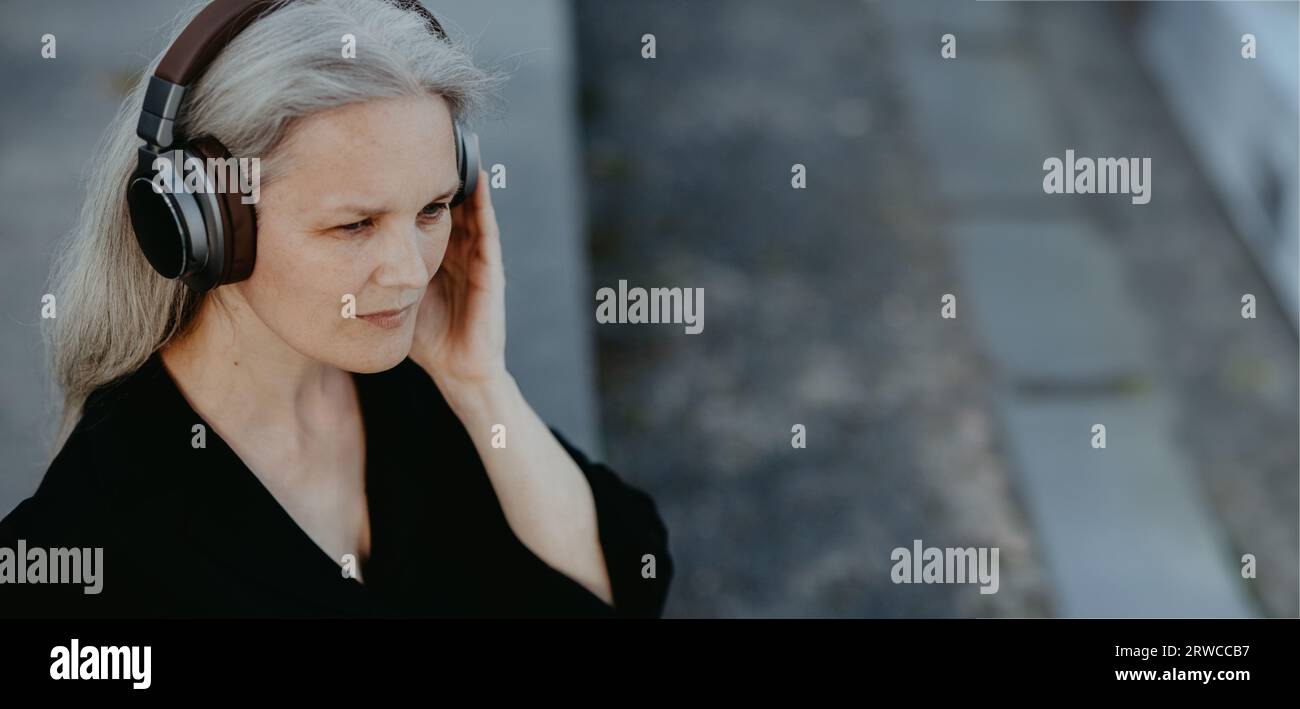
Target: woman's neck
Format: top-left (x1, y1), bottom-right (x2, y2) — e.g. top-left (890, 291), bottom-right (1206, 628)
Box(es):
top-left (160, 291), bottom-right (351, 440)
top-left (160, 291), bottom-right (371, 572)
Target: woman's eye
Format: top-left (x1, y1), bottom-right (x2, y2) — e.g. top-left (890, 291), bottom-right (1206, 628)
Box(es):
top-left (420, 202), bottom-right (450, 222)
top-left (337, 217), bottom-right (373, 233)
top-left (335, 204), bottom-right (445, 235)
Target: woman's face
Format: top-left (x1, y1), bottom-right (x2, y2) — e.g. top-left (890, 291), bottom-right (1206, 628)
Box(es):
top-left (233, 94), bottom-right (459, 372)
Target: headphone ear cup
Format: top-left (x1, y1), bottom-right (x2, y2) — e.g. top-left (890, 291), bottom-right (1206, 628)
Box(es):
top-left (452, 121), bottom-right (479, 207)
top-left (188, 137), bottom-right (258, 288)
top-left (127, 150), bottom-right (195, 281)
top-left (128, 145), bottom-right (222, 289)
top-left (125, 141), bottom-right (252, 293)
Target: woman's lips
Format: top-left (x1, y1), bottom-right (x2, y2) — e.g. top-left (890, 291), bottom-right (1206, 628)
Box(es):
top-left (357, 304), bottom-right (413, 330)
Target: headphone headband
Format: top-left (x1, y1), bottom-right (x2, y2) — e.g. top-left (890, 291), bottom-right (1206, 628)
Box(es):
top-left (138, 0), bottom-right (448, 147)
top-left (155, 0), bottom-right (277, 86)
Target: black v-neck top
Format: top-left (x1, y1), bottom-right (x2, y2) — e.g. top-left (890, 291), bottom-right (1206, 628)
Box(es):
top-left (0, 353), bottom-right (673, 618)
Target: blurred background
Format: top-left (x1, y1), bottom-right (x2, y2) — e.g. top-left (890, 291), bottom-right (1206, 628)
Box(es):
top-left (0, 0), bottom-right (1296, 618)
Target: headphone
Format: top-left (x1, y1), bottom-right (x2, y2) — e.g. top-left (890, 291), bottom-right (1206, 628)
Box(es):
top-left (127, 0), bottom-right (480, 292)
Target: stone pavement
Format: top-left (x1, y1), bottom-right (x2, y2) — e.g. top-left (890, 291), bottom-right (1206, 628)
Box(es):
top-left (576, 0), bottom-right (1055, 617)
top-left (576, 0), bottom-right (1297, 617)
top-left (881, 1), bottom-right (1297, 617)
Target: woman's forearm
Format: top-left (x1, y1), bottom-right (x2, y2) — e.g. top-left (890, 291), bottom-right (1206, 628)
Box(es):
top-left (434, 371), bottom-right (615, 606)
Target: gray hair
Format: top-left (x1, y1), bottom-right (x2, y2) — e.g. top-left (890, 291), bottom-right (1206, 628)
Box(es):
top-left (46, 0), bottom-right (505, 443)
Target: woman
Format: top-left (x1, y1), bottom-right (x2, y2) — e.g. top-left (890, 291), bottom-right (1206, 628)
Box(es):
top-left (0, 0), bottom-right (672, 618)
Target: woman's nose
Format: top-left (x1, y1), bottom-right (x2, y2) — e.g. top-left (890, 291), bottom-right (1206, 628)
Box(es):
top-left (372, 224), bottom-right (430, 289)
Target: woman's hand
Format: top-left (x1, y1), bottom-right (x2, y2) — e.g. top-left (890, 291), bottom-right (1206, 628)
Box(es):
top-left (410, 165), bottom-right (509, 391)
top-left (409, 160), bottom-right (615, 605)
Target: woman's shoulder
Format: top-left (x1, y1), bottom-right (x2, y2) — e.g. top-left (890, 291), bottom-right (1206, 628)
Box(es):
top-left (7, 356), bottom-right (188, 531)
top-left (0, 357), bottom-right (212, 616)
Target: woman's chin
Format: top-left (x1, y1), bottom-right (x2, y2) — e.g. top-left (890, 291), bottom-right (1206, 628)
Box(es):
top-left (334, 333), bottom-right (415, 373)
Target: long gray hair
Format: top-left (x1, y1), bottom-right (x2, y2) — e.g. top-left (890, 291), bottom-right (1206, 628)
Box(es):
top-left (46, 0), bottom-right (504, 444)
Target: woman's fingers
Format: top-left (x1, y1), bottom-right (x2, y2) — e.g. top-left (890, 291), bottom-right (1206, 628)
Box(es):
top-left (471, 169), bottom-right (503, 275)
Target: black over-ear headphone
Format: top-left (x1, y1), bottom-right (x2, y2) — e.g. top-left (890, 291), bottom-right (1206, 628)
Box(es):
top-left (127, 0), bottom-right (480, 292)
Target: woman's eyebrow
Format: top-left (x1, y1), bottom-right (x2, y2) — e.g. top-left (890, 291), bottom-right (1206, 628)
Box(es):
top-left (322, 180), bottom-right (459, 215)
top-left (429, 180), bottom-right (459, 201)
top-left (325, 201), bottom-right (389, 215)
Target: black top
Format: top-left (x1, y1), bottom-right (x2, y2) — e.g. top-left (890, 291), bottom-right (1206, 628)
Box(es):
top-left (0, 353), bottom-right (672, 618)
